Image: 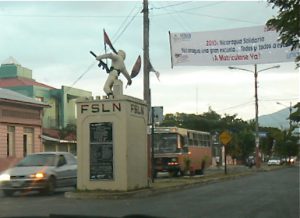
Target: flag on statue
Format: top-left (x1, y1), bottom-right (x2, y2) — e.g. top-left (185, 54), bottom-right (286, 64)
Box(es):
top-left (131, 55), bottom-right (141, 79)
top-left (103, 29), bottom-right (117, 54)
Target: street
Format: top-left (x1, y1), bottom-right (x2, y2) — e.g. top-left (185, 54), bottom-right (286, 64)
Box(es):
top-left (0, 166), bottom-right (299, 218)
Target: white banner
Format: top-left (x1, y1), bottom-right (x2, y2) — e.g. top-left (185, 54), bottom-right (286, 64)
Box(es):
top-left (169, 25), bottom-right (299, 67)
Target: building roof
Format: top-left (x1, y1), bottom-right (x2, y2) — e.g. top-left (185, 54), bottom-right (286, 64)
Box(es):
top-left (1, 56), bottom-right (20, 65)
top-left (0, 88), bottom-right (48, 107)
top-left (0, 77), bottom-right (56, 89)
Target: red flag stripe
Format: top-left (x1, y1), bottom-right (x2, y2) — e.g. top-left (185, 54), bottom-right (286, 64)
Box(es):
top-left (103, 30), bottom-right (117, 54)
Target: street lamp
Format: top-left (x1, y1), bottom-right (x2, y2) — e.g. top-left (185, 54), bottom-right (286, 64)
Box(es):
top-left (228, 64), bottom-right (280, 168)
top-left (277, 101), bottom-right (292, 131)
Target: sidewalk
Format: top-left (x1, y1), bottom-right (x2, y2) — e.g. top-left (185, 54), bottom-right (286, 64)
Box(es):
top-left (65, 164), bottom-right (289, 199)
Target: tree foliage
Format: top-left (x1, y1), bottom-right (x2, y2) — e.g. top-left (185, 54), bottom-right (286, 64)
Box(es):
top-left (266, 0), bottom-right (300, 64)
top-left (290, 102), bottom-right (300, 123)
top-left (275, 131), bottom-right (299, 158)
top-left (59, 124), bottom-right (77, 139)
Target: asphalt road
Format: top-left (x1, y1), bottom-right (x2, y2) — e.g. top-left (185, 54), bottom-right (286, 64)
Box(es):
top-left (0, 166), bottom-right (299, 218)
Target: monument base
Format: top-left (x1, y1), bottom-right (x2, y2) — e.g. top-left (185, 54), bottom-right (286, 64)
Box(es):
top-left (76, 94), bottom-right (149, 191)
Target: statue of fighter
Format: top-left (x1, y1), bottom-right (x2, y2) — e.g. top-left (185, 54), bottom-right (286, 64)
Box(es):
top-left (90, 30), bottom-right (141, 97)
top-left (90, 50), bottom-right (141, 98)
top-left (90, 50), bottom-right (132, 97)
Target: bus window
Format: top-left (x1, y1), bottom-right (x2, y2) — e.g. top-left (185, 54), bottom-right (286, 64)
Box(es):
top-left (179, 135), bottom-right (185, 148)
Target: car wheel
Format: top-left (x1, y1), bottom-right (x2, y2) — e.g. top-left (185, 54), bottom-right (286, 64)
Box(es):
top-left (169, 170), bottom-right (180, 177)
top-left (3, 189), bottom-right (15, 197)
top-left (42, 176), bottom-right (56, 195)
top-left (178, 170), bottom-right (184, 177)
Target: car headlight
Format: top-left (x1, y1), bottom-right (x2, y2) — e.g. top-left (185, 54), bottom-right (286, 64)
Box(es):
top-left (29, 172), bottom-right (46, 179)
top-left (0, 173), bottom-right (10, 181)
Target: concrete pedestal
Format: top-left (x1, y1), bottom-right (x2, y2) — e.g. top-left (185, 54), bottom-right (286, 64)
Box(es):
top-left (76, 93), bottom-right (148, 191)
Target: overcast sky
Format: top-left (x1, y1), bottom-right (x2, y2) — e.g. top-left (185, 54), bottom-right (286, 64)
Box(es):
top-left (0, 0), bottom-right (298, 120)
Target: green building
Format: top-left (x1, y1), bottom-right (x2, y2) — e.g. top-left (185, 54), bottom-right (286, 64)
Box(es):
top-left (0, 57), bottom-right (92, 129)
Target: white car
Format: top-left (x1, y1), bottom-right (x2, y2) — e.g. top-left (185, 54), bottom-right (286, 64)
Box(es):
top-left (0, 152), bottom-right (77, 196)
top-left (267, 157), bottom-right (282, 166)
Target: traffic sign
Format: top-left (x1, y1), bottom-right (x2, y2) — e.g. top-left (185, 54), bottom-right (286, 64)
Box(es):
top-left (219, 131), bottom-right (232, 145)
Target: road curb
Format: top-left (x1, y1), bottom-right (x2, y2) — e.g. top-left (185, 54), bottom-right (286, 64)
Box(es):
top-left (65, 172), bottom-right (254, 199)
top-left (65, 165), bottom-right (294, 199)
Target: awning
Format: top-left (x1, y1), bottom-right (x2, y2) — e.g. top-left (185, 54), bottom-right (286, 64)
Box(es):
top-left (41, 135), bottom-right (76, 144)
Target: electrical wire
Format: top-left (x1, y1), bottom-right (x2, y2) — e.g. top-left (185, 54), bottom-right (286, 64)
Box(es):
top-left (64, 60), bottom-right (97, 93)
top-left (149, 1), bottom-right (193, 10)
top-left (112, 9), bottom-right (140, 45)
top-left (150, 1), bottom-right (191, 32)
top-left (260, 97), bottom-right (299, 102)
top-left (216, 100), bottom-right (254, 112)
top-left (112, 3), bottom-right (141, 43)
top-left (152, 1), bottom-right (259, 25)
top-left (65, 4), bottom-right (141, 92)
top-left (150, 1), bottom-right (223, 11)
top-left (0, 13), bottom-right (137, 18)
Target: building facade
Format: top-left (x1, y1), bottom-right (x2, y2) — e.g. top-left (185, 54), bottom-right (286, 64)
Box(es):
top-left (0, 88), bottom-right (49, 171)
top-left (0, 57), bottom-right (92, 129)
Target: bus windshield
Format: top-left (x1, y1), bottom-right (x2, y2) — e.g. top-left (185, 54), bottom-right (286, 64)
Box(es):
top-left (154, 133), bottom-right (178, 153)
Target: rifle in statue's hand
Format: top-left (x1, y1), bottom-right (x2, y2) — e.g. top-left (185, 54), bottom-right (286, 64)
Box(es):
top-left (90, 51), bottom-right (110, 74)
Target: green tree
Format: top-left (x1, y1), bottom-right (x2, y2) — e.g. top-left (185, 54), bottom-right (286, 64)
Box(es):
top-left (259, 127), bottom-right (283, 156)
top-left (290, 102), bottom-right (300, 123)
top-left (275, 131), bottom-right (299, 159)
top-left (59, 124), bottom-right (77, 139)
top-left (236, 130), bottom-right (255, 160)
top-left (266, 0), bottom-right (300, 65)
top-left (160, 113), bottom-right (179, 127)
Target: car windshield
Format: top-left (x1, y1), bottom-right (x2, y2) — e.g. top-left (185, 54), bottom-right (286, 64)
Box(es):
top-left (270, 156), bottom-right (280, 160)
top-left (154, 133), bottom-right (179, 153)
top-left (16, 154), bottom-right (56, 167)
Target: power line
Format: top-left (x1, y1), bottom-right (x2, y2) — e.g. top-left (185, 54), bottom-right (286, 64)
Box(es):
top-left (65, 60), bottom-right (96, 93)
top-left (151, 1), bottom-right (259, 25)
top-left (66, 4), bottom-right (141, 92)
top-left (260, 97), bottom-right (299, 102)
top-left (150, 1), bottom-right (223, 11)
top-left (112, 9), bottom-right (140, 44)
top-left (216, 100), bottom-right (254, 112)
top-left (112, 4), bottom-right (140, 42)
top-left (180, 11), bottom-right (259, 25)
top-left (149, 1), bottom-right (193, 10)
top-left (150, 2), bottom-right (192, 32)
top-left (0, 13), bottom-right (140, 18)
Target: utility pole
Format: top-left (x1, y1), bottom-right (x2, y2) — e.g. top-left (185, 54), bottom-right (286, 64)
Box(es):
top-left (289, 102), bottom-right (292, 131)
top-left (254, 64), bottom-right (260, 169)
top-left (143, 0), bottom-right (154, 183)
top-left (228, 64), bottom-right (280, 169)
top-left (143, 0), bottom-right (150, 109)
